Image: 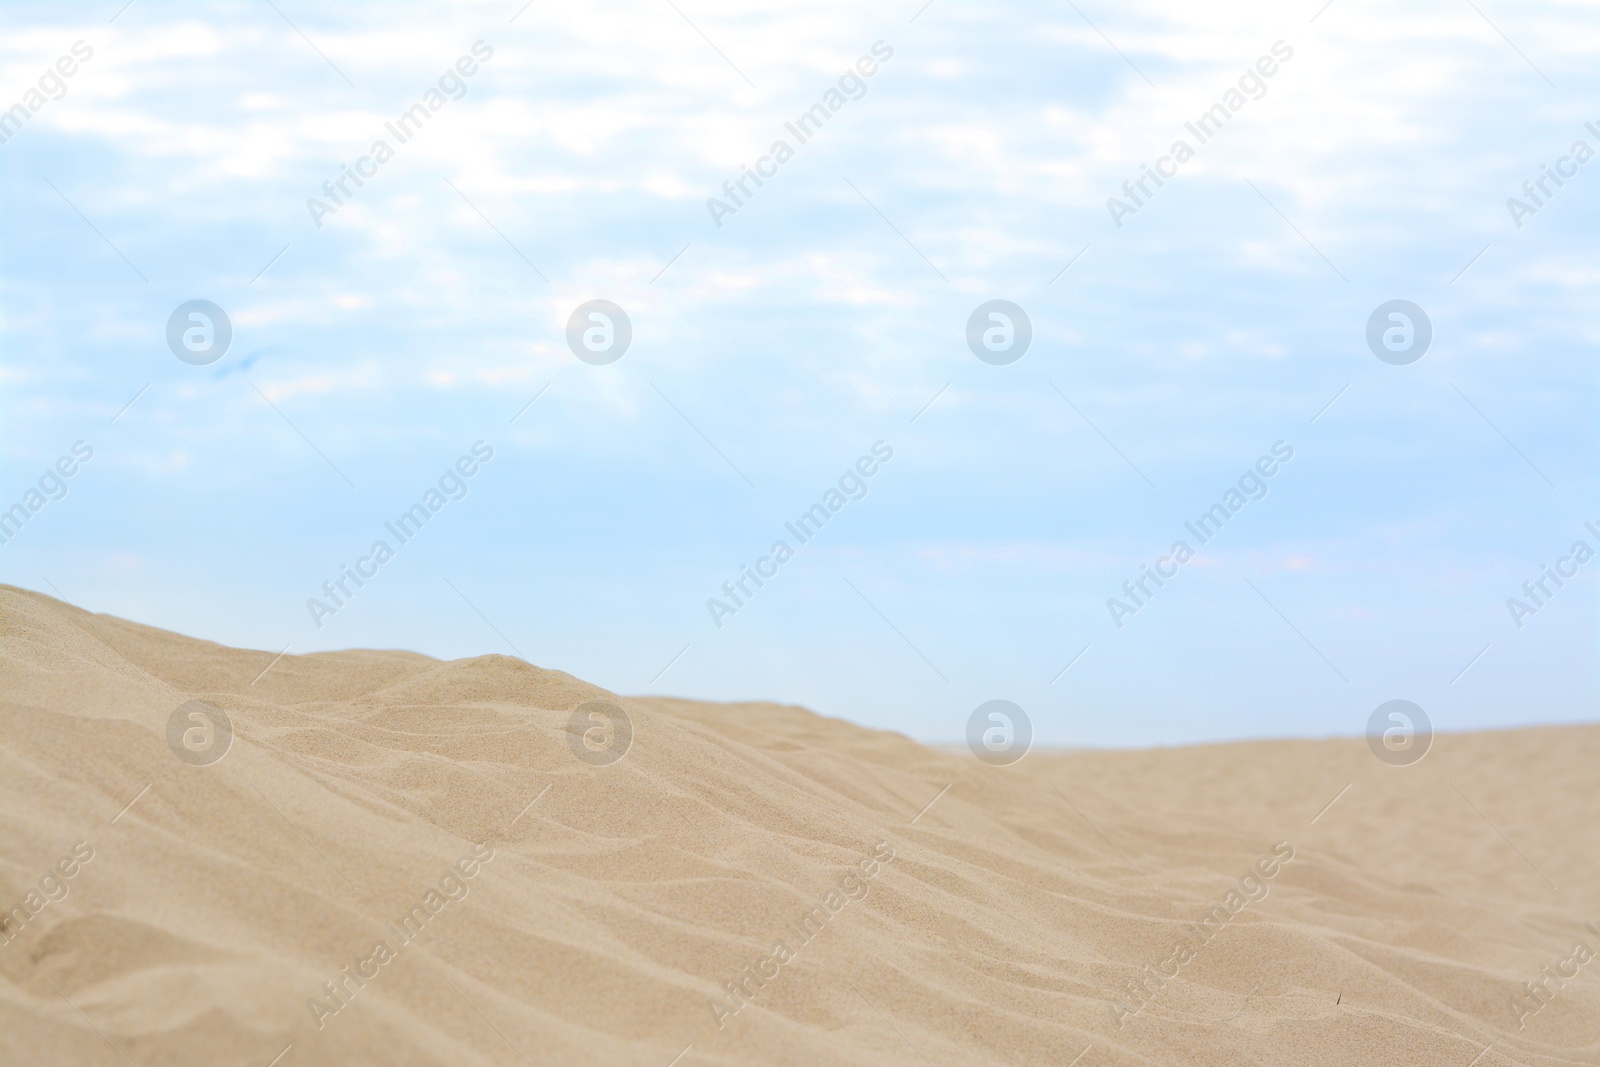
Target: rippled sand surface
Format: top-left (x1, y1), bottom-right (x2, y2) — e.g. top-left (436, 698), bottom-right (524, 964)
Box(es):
top-left (2, 584), bottom-right (1596, 1066)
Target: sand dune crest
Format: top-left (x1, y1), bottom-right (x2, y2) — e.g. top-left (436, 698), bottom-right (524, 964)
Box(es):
top-left (1, 585), bottom-right (1596, 1066)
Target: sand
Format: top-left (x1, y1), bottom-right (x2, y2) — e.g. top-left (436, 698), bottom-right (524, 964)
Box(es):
top-left (1, 583), bottom-right (1596, 1066)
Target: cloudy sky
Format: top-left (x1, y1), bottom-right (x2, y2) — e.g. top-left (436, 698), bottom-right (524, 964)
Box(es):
top-left (2, 0), bottom-right (1595, 746)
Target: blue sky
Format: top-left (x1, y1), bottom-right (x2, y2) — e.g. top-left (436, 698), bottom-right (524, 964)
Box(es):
top-left (2, 0), bottom-right (1595, 746)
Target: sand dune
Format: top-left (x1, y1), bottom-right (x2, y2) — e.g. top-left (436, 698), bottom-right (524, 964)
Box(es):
top-left (1, 584), bottom-right (1596, 1066)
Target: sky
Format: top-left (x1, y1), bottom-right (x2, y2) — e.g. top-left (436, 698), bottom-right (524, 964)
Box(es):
top-left (1, 0), bottom-right (1596, 748)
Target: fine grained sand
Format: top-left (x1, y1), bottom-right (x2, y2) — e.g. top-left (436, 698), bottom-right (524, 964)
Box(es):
top-left (1, 585), bottom-right (1596, 1067)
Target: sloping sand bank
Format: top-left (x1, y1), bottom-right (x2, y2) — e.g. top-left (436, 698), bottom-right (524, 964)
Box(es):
top-left (2, 585), bottom-right (1596, 1066)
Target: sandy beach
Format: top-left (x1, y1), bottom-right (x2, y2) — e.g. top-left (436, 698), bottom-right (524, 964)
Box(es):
top-left (2, 584), bottom-right (1596, 1066)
